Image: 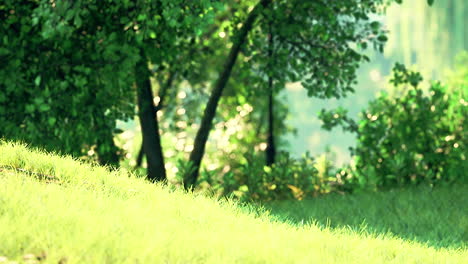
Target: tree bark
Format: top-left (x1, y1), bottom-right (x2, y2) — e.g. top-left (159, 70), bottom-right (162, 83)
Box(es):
top-left (266, 76), bottom-right (276, 166)
top-left (184, 0), bottom-right (272, 189)
top-left (135, 70), bottom-right (175, 168)
top-left (135, 50), bottom-right (166, 182)
top-left (266, 23), bottom-right (276, 166)
top-left (135, 143), bottom-right (145, 168)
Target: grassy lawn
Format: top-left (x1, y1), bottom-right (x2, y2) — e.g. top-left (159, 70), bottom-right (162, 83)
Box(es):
top-left (0, 141), bottom-right (467, 263)
top-left (264, 184), bottom-right (468, 250)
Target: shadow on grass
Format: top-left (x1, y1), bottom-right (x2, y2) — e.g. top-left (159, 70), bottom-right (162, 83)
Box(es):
top-left (261, 183), bottom-right (468, 249)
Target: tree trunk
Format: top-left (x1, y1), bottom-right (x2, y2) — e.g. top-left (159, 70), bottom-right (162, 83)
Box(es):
top-left (135, 70), bottom-right (175, 168)
top-left (184, 0), bottom-right (272, 189)
top-left (135, 50), bottom-right (166, 182)
top-left (266, 23), bottom-right (276, 166)
top-left (135, 143), bottom-right (144, 167)
top-left (266, 76), bottom-right (276, 166)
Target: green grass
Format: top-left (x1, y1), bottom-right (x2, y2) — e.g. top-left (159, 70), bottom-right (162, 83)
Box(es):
top-left (0, 141), bottom-right (467, 263)
top-left (264, 184), bottom-right (468, 250)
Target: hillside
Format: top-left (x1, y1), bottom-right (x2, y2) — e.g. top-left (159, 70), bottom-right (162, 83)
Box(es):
top-left (0, 141), bottom-right (466, 263)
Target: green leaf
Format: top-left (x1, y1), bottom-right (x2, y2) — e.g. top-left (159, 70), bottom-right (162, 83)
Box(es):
top-left (370, 21), bottom-right (380, 30)
top-left (377, 35), bottom-right (388, 42)
top-left (239, 185), bottom-right (249, 192)
top-left (427, 0), bottom-right (434, 6)
top-left (74, 15), bottom-right (82, 27)
top-left (0, 47), bottom-right (10, 56)
top-left (34, 76), bottom-right (41, 86)
top-left (39, 104), bottom-right (51, 112)
top-left (360, 42), bottom-right (368, 50)
top-left (137, 14), bottom-right (147, 21)
top-left (48, 117), bottom-right (57, 126)
top-left (25, 104), bottom-right (35, 113)
top-left (32, 17), bottom-right (39, 26)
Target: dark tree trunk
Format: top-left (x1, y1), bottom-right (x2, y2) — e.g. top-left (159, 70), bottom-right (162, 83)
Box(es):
top-left (135, 50), bottom-right (166, 182)
top-left (136, 144), bottom-right (144, 167)
top-left (184, 0), bottom-right (272, 190)
top-left (266, 23), bottom-right (276, 166)
top-left (154, 70), bottom-right (175, 112)
top-left (266, 76), bottom-right (276, 166)
top-left (135, 71), bottom-right (175, 168)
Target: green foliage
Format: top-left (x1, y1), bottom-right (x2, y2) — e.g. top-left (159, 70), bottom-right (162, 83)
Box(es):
top-left (0, 0), bottom-right (439, 187)
top-left (0, 1), bottom-right (138, 161)
top-left (182, 0), bottom-right (409, 188)
top-left (0, 0), bottom-right (219, 164)
top-left (244, 0), bottom-right (391, 100)
top-left (321, 63), bottom-right (467, 189)
top-left (195, 152), bottom-right (345, 201)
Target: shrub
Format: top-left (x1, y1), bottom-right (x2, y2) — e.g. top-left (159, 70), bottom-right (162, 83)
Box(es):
top-left (191, 152), bottom-right (344, 201)
top-left (321, 63), bottom-right (467, 190)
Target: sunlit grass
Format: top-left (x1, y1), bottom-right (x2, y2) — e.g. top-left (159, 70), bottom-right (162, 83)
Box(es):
top-left (0, 141), bottom-right (467, 263)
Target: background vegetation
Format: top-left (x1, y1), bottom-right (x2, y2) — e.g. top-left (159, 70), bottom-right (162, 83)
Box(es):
top-left (1, 0), bottom-right (466, 200)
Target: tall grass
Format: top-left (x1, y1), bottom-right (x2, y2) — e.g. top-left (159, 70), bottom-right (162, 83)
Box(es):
top-left (0, 141), bottom-right (467, 263)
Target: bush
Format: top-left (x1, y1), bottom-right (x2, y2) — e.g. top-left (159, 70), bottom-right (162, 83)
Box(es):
top-left (191, 152), bottom-right (345, 201)
top-left (321, 63), bottom-right (467, 190)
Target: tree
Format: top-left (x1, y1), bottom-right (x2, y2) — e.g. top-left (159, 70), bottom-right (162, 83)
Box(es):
top-left (135, 69), bottom-right (175, 168)
top-left (0, 1), bottom-right (138, 163)
top-left (135, 51), bottom-right (167, 181)
top-left (184, 0), bottom-right (273, 189)
top-left (108, 1), bottom-right (221, 181)
top-left (1, 0), bottom-right (435, 190)
top-left (0, 0), bottom-right (220, 181)
top-left (183, 0), bottom-right (392, 189)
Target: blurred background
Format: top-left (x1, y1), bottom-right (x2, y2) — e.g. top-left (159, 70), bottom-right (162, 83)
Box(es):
top-left (284, 0), bottom-right (467, 165)
top-left (116, 0), bottom-right (468, 172)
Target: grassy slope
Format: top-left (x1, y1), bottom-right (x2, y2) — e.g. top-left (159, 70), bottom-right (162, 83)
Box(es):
top-left (265, 183), bottom-right (468, 249)
top-left (0, 141), bottom-right (467, 264)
